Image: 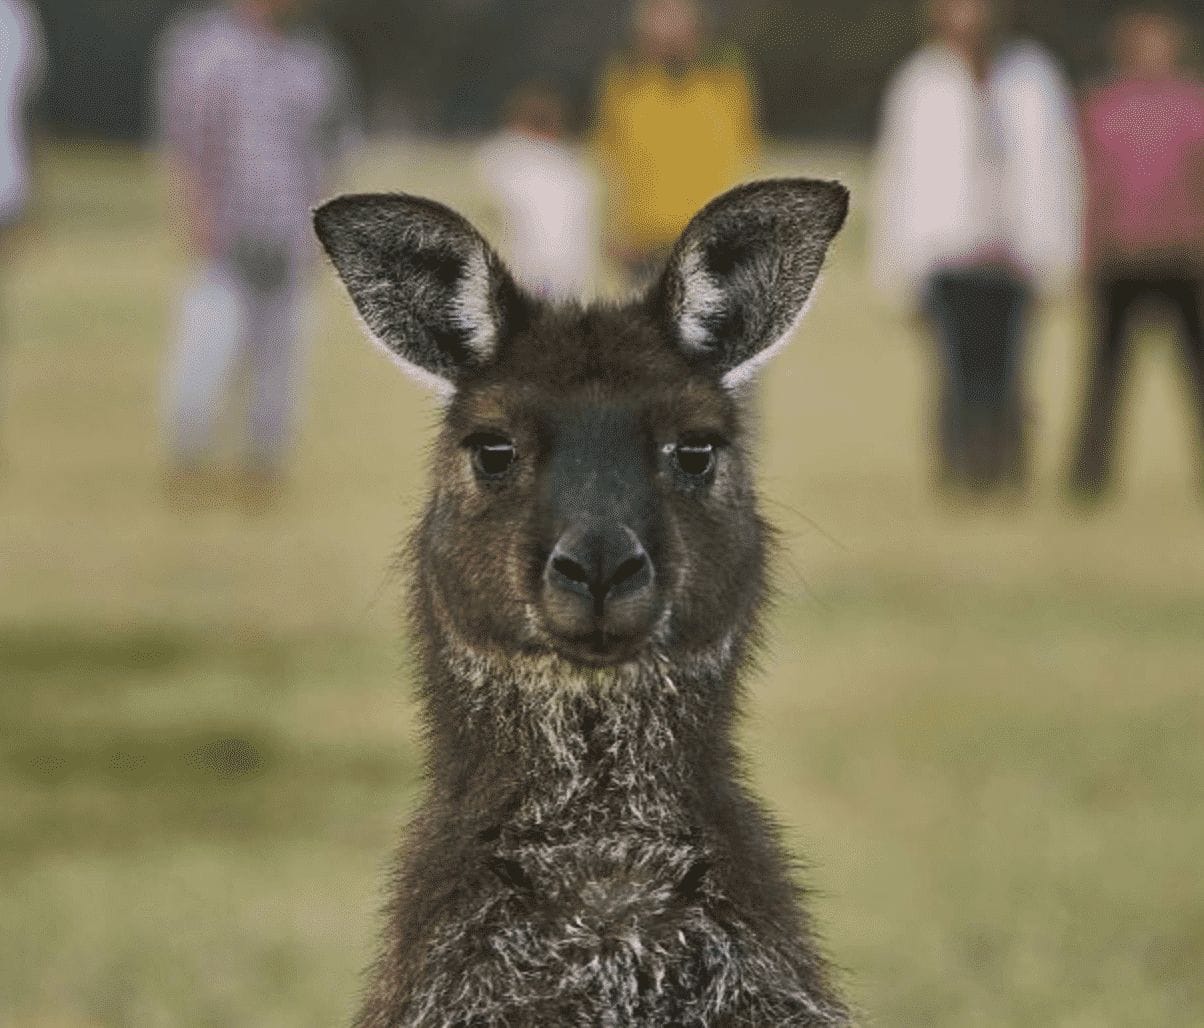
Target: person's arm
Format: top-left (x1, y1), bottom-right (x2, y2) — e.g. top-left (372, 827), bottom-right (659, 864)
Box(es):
top-left (15, 0), bottom-right (49, 237)
top-left (1046, 60), bottom-right (1087, 287)
top-left (869, 66), bottom-right (922, 307)
top-left (156, 21), bottom-right (216, 258)
top-left (168, 158), bottom-right (216, 259)
top-left (1192, 89), bottom-right (1204, 257)
top-left (1079, 99), bottom-right (1107, 275)
top-left (318, 46), bottom-right (363, 185)
top-left (1194, 148), bottom-right (1204, 256)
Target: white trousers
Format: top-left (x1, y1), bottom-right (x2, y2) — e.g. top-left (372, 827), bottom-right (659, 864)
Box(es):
top-left (164, 261), bottom-right (304, 470)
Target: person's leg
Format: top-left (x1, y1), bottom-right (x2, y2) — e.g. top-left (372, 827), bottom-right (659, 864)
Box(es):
top-left (923, 271), bottom-right (971, 488)
top-left (1070, 276), bottom-right (1139, 498)
top-left (0, 259), bottom-right (8, 454)
top-left (244, 278), bottom-right (304, 480)
top-left (163, 262), bottom-right (248, 468)
top-left (994, 274), bottom-right (1033, 490)
top-left (938, 270), bottom-right (1008, 490)
top-left (1162, 276), bottom-right (1204, 472)
top-left (959, 274), bottom-right (996, 488)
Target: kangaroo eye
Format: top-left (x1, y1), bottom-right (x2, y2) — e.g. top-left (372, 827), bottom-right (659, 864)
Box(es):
top-left (673, 441), bottom-right (716, 479)
top-left (467, 434), bottom-right (516, 478)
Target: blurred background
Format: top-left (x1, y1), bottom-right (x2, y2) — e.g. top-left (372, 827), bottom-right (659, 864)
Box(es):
top-left (2, 0), bottom-right (1203, 1024)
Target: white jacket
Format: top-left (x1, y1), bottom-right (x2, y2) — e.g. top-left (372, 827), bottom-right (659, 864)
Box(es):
top-left (0, 0), bottom-right (45, 225)
top-left (871, 41), bottom-right (1083, 303)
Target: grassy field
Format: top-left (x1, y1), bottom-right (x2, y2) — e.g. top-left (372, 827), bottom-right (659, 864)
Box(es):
top-left (2, 141), bottom-right (1203, 1026)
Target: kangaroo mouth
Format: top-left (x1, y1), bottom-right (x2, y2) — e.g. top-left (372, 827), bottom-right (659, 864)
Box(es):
top-left (546, 628), bottom-right (651, 667)
top-left (538, 581), bottom-right (662, 667)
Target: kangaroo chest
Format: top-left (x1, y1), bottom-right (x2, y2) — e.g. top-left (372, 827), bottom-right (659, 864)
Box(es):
top-left (407, 818), bottom-right (827, 1027)
top-left (405, 771), bottom-right (812, 1026)
top-left (445, 827), bottom-right (742, 1027)
top-left (399, 677), bottom-right (840, 1024)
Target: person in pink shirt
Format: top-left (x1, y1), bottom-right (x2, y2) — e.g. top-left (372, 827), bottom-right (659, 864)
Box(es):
top-left (1071, 7), bottom-right (1204, 500)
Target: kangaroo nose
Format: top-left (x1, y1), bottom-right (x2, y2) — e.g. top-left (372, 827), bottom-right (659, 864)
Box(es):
top-left (546, 524), bottom-right (653, 611)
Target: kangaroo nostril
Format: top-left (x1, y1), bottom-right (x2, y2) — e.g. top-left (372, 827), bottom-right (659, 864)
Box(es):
top-left (608, 555), bottom-right (647, 592)
top-left (551, 555), bottom-right (591, 587)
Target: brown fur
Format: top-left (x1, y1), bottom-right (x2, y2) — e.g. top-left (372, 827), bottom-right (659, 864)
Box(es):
top-left (315, 179), bottom-right (851, 1026)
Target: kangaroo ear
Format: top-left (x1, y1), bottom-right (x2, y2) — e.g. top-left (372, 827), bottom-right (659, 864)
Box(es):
top-left (314, 193), bottom-right (524, 394)
top-left (651, 179), bottom-right (849, 388)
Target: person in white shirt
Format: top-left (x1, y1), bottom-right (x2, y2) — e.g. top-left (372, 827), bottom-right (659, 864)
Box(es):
top-left (0, 0), bottom-right (43, 233)
top-left (0, 0), bottom-right (45, 439)
top-left (477, 84), bottom-right (598, 301)
top-left (871, 0), bottom-right (1082, 493)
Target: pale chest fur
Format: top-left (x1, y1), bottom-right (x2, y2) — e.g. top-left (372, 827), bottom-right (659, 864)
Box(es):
top-left (393, 656), bottom-right (843, 1027)
top-left (402, 825), bottom-right (838, 1026)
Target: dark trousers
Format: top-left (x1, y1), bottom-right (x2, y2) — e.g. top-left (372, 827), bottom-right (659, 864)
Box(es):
top-left (924, 268), bottom-right (1032, 490)
top-left (1071, 273), bottom-right (1204, 493)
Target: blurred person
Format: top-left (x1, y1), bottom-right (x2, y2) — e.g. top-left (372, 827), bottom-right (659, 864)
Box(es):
top-left (0, 0), bottom-right (43, 235)
top-left (477, 83), bottom-right (598, 300)
top-left (872, 0), bottom-right (1082, 494)
top-left (158, 0), bottom-right (355, 506)
top-left (0, 0), bottom-right (45, 442)
top-left (595, 0), bottom-right (760, 283)
top-left (1070, 8), bottom-right (1204, 502)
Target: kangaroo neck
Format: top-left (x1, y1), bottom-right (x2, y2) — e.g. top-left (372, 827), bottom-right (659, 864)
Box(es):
top-left (419, 625), bottom-right (743, 832)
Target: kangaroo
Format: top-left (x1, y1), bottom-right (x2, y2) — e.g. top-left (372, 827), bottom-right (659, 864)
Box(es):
top-left (314, 177), bottom-right (850, 1027)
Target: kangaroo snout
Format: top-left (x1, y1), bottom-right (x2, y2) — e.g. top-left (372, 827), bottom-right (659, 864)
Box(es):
top-left (546, 523), bottom-right (654, 608)
top-left (542, 522), bottom-right (657, 656)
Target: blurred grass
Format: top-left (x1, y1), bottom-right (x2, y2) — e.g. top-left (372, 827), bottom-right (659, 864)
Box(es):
top-left (2, 141), bottom-right (1203, 1026)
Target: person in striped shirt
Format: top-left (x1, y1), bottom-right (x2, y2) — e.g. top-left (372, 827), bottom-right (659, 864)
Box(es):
top-left (158, 0), bottom-right (355, 506)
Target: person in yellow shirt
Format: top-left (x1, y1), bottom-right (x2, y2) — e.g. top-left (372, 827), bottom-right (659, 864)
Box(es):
top-left (595, 0), bottom-right (761, 282)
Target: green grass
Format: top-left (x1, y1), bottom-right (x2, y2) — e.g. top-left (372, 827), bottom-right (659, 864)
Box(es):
top-left (2, 141), bottom-right (1203, 1026)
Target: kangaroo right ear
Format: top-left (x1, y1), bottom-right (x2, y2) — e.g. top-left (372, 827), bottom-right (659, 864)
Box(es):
top-left (314, 193), bottom-right (524, 395)
top-left (650, 178), bottom-right (849, 389)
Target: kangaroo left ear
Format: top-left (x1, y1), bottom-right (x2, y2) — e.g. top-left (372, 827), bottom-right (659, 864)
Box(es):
top-left (314, 192), bottom-right (524, 396)
top-left (650, 178), bottom-right (849, 389)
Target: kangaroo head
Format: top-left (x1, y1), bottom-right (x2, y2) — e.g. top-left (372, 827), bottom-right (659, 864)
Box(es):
top-left (315, 180), bottom-right (847, 671)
